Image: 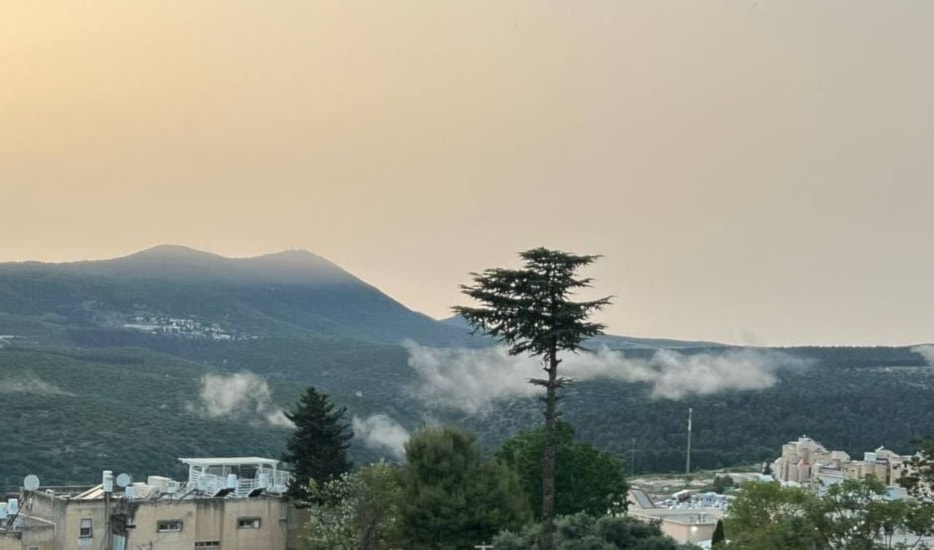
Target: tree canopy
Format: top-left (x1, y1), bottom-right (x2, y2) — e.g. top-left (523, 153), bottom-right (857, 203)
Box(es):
top-left (304, 463), bottom-right (403, 550)
top-left (726, 478), bottom-right (934, 549)
top-left (493, 512), bottom-right (695, 550)
top-left (497, 421), bottom-right (629, 518)
top-left (282, 386), bottom-right (353, 501)
top-left (399, 425), bottom-right (532, 550)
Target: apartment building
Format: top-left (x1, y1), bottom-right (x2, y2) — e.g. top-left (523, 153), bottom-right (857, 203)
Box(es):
top-left (1, 457), bottom-right (306, 550)
top-left (771, 436), bottom-right (912, 491)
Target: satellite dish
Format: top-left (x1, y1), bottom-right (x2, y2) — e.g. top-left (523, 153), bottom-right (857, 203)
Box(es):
top-left (23, 475), bottom-right (40, 491)
top-left (116, 473), bottom-right (131, 488)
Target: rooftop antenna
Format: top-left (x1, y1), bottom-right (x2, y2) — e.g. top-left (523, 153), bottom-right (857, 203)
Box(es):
top-left (5, 475), bottom-right (39, 530)
top-left (116, 473), bottom-right (131, 488)
top-left (685, 407), bottom-right (693, 475)
top-left (23, 474), bottom-right (40, 492)
top-left (116, 473), bottom-right (133, 501)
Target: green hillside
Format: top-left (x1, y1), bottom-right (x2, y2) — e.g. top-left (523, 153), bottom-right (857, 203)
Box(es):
top-left (1, 247), bottom-right (932, 491)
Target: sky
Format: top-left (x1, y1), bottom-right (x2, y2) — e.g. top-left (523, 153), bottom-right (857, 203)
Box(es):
top-left (2, 1), bottom-right (932, 346)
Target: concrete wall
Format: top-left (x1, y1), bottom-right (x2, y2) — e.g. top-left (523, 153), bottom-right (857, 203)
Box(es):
top-left (12, 492), bottom-right (301, 550)
top-left (0, 521), bottom-right (57, 550)
top-left (121, 497), bottom-right (290, 550)
top-left (659, 520), bottom-right (716, 545)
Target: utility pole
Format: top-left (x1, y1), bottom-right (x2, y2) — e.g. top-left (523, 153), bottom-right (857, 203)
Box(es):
top-left (630, 438), bottom-right (636, 477)
top-left (685, 407), bottom-right (693, 475)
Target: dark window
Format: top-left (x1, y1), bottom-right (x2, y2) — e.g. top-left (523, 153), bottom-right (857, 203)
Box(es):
top-left (157, 520), bottom-right (183, 532)
top-left (237, 517), bottom-right (261, 529)
top-left (79, 518), bottom-right (92, 538)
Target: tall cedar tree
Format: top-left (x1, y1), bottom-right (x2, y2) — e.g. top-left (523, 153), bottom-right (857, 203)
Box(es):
top-left (282, 386), bottom-right (353, 501)
top-left (453, 247), bottom-right (610, 550)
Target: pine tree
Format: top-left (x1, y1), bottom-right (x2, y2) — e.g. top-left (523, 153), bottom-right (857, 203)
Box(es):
top-left (399, 426), bottom-right (531, 549)
top-left (282, 386), bottom-right (353, 501)
top-left (454, 247), bottom-right (610, 550)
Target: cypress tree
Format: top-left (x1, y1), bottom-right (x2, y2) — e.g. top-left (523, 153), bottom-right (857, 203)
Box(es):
top-left (282, 386), bottom-right (353, 501)
top-left (712, 519), bottom-right (726, 547)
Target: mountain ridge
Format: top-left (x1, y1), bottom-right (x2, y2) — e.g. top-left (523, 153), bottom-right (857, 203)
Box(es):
top-left (0, 245), bottom-right (722, 349)
top-left (0, 244), bottom-right (474, 347)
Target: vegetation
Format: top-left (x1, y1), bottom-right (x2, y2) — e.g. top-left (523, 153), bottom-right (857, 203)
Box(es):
top-left (711, 519), bottom-right (725, 548)
top-left (710, 475), bottom-right (736, 494)
top-left (497, 421), bottom-right (629, 518)
top-left (1, 342), bottom-right (932, 491)
top-left (282, 386), bottom-right (353, 500)
top-left (399, 426), bottom-right (532, 549)
top-left (898, 437), bottom-right (934, 500)
top-left (455, 247), bottom-right (611, 549)
top-left (492, 512), bottom-right (697, 550)
top-left (725, 478), bottom-right (934, 549)
top-left (304, 463), bottom-right (403, 550)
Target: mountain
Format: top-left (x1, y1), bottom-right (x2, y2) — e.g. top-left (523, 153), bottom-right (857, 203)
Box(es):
top-left (0, 245), bottom-right (475, 348)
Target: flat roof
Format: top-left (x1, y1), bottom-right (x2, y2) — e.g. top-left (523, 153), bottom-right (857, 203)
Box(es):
top-left (631, 507), bottom-right (725, 520)
top-left (179, 457), bottom-right (280, 467)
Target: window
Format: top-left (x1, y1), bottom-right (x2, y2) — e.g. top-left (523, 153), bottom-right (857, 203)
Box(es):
top-left (79, 518), bottom-right (93, 538)
top-left (194, 542), bottom-right (220, 549)
top-left (237, 517), bottom-right (261, 529)
top-left (157, 520), bottom-right (183, 532)
top-left (28, 547), bottom-right (40, 550)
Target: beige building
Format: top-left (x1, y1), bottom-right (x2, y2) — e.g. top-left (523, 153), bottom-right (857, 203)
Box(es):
top-left (627, 488), bottom-right (723, 546)
top-left (771, 436), bottom-right (912, 490)
top-left (1, 457), bottom-right (306, 550)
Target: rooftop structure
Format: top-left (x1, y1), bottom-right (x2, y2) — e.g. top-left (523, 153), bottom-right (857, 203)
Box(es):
top-left (0, 457), bottom-right (303, 550)
top-left (627, 488), bottom-right (727, 545)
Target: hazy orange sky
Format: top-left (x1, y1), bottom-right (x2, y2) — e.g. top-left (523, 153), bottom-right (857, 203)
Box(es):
top-left (2, 1), bottom-right (932, 346)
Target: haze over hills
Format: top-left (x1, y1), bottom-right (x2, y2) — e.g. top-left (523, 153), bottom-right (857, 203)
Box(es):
top-left (0, 245), bottom-right (932, 490)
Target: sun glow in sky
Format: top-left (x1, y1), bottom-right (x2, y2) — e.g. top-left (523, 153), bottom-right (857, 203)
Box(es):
top-left (2, 1), bottom-right (933, 345)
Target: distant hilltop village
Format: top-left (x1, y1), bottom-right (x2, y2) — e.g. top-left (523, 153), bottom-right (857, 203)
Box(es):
top-left (120, 314), bottom-right (249, 341)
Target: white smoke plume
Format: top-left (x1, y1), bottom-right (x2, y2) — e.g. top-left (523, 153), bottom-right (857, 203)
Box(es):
top-left (407, 343), bottom-right (806, 414)
top-left (192, 372), bottom-right (293, 427)
top-left (912, 345), bottom-right (934, 366)
top-left (0, 377), bottom-right (73, 396)
top-left (352, 414), bottom-right (411, 459)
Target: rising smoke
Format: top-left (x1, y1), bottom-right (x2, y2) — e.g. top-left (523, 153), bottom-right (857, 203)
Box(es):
top-left (191, 372), bottom-right (293, 427)
top-left (913, 345), bottom-right (934, 366)
top-left (352, 414), bottom-right (411, 458)
top-left (406, 343), bottom-right (807, 414)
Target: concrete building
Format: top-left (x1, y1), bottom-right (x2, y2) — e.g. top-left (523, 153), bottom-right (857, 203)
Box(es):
top-left (0, 457), bottom-right (306, 550)
top-left (627, 488), bottom-right (726, 546)
top-left (771, 436), bottom-right (912, 490)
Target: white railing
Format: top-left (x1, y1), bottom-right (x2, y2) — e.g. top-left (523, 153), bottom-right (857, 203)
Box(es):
top-left (185, 470), bottom-right (291, 498)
